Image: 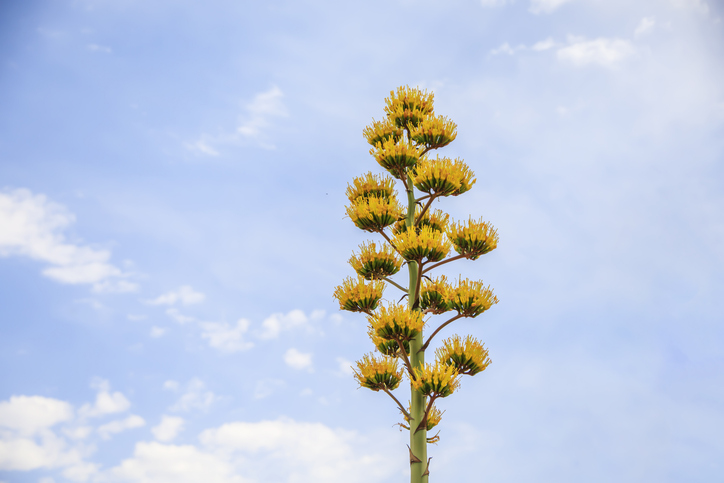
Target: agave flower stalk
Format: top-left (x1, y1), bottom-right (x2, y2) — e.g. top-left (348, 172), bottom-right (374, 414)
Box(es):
top-left (334, 86), bottom-right (501, 483)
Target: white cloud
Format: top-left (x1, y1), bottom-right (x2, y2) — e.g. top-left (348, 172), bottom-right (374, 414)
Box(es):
top-left (151, 416), bottom-right (185, 443)
top-left (169, 379), bottom-right (219, 413)
top-left (149, 326), bottom-right (167, 338)
top-left (200, 319), bottom-right (254, 352)
top-left (85, 419), bottom-right (403, 482)
top-left (480, 0), bottom-right (511, 7)
top-left (97, 415), bottom-right (145, 440)
top-left (78, 380), bottom-right (130, 419)
top-left (257, 309), bottom-right (313, 339)
top-left (635, 17), bottom-right (656, 37)
top-left (529, 0), bottom-right (573, 14)
top-left (147, 285), bottom-right (205, 306)
top-left (0, 396), bottom-right (73, 436)
top-left (557, 37), bottom-right (635, 68)
top-left (198, 418), bottom-right (400, 483)
top-left (283, 348), bottom-right (313, 371)
top-left (0, 189), bottom-right (129, 289)
top-left (102, 441), bottom-right (247, 483)
top-left (0, 396), bottom-right (87, 474)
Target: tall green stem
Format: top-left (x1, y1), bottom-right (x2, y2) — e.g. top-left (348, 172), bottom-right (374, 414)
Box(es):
top-left (406, 173), bottom-right (428, 483)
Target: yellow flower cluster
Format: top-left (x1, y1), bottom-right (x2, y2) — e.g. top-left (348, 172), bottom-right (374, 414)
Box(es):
top-left (368, 303), bottom-right (425, 342)
top-left (353, 353), bottom-right (404, 391)
top-left (368, 326), bottom-right (409, 357)
top-left (363, 118), bottom-right (403, 147)
top-left (410, 156), bottom-right (476, 197)
top-left (333, 276), bottom-right (385, 313)
top-left (392, 226), bottom-right (451, 263)
top-left (410, 114), bottom-right (457, 149)
top-left (349, 241), bottom-right (402, 280)
top-left (370, 138), bottom-right (425, 179)
top-left (411, 362), bottom-right (461, 398)
top-left (391, 208), bottom-right (450, 236)
top-left (447, 278), bottom-right (498, 318)
top-left (346, 194), bottom-right (403, 232)
top-left (384, 86), bottom-right (435, 129)
top-left (420, 275), bottom-right (452, 314)
top-left (346, 172), bottom-right (396, 201)
top-left (448, 217), bottom-right (499, 260)
top-left (436, 335), bottom-right (491, 376)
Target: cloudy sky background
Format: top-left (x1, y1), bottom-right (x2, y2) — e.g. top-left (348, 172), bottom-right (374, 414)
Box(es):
top-left (1, 0), bottom-right (723, 481)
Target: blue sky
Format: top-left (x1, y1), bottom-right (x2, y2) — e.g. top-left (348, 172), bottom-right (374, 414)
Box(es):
top-left (1, 0), bottom-right (723, 481)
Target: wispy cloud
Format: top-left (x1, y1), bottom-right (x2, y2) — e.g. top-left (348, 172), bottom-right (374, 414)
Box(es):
top-left (529, 0), bottom-right (574, 14)
top-left (256, 309), bottom-right (323, 340)
top-left (146, 285), bottom-right (205, 306)
top-left (200, 319), bottom-right (254, 353)
top-left (184, 86), bottom-right (289, 156)
top-left (97, 415), bottom-right (145, 440)
top-left (0, 188), bottom-right (135, 291)
top-left (86, 43), bottom-right (111, 54)
top-left (634, 17), bottom-right (656, 38)
top-left (78, 379), bottom-right (131, 419)
top-left (168, 378), bottom-right (219, 413)
top-left (283, 348), bottom-right (313, 372)
top-left (557, 36), bottom-right (635, 68)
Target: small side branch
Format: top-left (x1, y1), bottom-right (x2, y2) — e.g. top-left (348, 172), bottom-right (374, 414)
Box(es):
top-left (377, 230), bottom-right (400, 255)
top-left (382, 387), bottom-right (410, 419)
top-left (415, 195), bottom-right (437, 226)
top-left (420, 313), bottom-right (465, 352)
top-left (383, 277), bottom-right (408, 294)
top-left (422, 253), bottom-right (467, 274)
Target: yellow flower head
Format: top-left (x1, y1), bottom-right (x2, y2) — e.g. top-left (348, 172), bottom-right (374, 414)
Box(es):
top-left (384, 86), bottom-right (435, 129)
top-left (411, 362), bottom-right (461, 398)
top-left (346, 172), bottom-right (397, 202)
top-left (353, 353), bottom-right (404, 391)
top-left (420, 275), bottom-right (452, 314)
top-left (410, 156), bottom-right (476, 197)
top-left (349, 241), bottom-right (403, 280)
top-left (392, 225), bottom-right (451, 263)
top-left (346, 194), bottom-right (403, 232)
top-left (436, 335), bottom-right (492, 376)
top-left (410, 114), bottom-right (457, 149)
top-left (448, 216), bottom-right (499, 260)
top-left (363, 118), bottom-right (403, 147)
top-left (391, 208), bottom-right (450, 236)
top-left (368, 303), bottom-right (425, 342)
top-left (368, 326), bottom-right (409, 357)
top-left (447, 277), bottom-right (498, 318)
top-left (370, 138), bottom-right (425, 180)
top-left (333, 276), bottom-right (385, 313)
